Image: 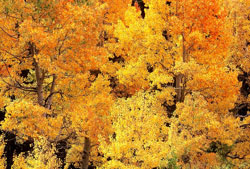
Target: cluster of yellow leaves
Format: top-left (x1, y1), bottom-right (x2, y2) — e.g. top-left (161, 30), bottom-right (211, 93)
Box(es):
top-left (0, 0), bottom-right (249, 168)
top-left (104, 4), bottom-right (176, 95)
top-left (0, 0), bottom-right (114, 167)
top-left (175, 60), bottom-right (240, 113)
top-left (0, 134), bottom-right (6, 168)
top-left (11, 137), bottom-right (61, 169)
top-left (227, 0), bottom-right (250, 72)
top-left (99, 91), bottom-right (169, 169)
top-left (1, 99), bottom-right (63, 139)
top-left (68, 74), bottom-right (113, 140)
top-left (98, 0), bottom-right (242, 168)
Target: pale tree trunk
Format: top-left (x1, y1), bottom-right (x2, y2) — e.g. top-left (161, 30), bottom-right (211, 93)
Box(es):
top-left (81, 137), bottom-right (91, 169)
top-left (176, 74), bottom-right (184, 102)
top-left (175, 3), bottom-right (188, 103)
top-left (176, 31), bottom-right (187, 102)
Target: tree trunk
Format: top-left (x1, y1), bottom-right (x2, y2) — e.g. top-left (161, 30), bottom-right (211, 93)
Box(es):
top-left (81, 137), bottom-right (91, 169)
top-left (175, 31), bottom-right (187, 102)
top-left (34, 57), bottom-right (44, 106)
top-left (176, 74), bottom-right (184, 102)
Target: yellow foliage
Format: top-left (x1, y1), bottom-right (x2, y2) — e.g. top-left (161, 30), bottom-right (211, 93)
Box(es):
top-left (99, 91), bottom-right (169, 169)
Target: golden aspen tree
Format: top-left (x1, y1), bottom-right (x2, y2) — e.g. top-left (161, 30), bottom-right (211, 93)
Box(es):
top-left (221, 0), bottom-right (250, 167)
top-left (99, 0), bottom-right (241, 168)
top-left (0, 0), bottom-right (113, 168)
top-left (0, 0), bottom-right (248, 168)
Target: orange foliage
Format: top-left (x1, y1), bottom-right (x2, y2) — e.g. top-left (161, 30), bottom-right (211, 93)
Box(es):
top-left (0, 0), bottom-right (250, 168)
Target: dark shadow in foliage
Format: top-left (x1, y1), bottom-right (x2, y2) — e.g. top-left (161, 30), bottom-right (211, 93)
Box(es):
top-left (0, 109), bottom-right (5, 122)
top-left (0, 96), bottom-right (34, 169)
top-left (238, 72), bottom-right (250, 97)
top-left (205, 141), bottom-right (235, 167)
top-left (89, 69), bottom-right (101, 82)
top-left (166, 1), bottom-right (171, 6)
top-left (147, 63), bottom-right (154, 73)
top-left (15, 137), bottom-right (34, 156)
top-left (181, 154), bottom-right (190, 164)
top-left (161, 79), bottom-right (177, 119)
top-left (68, 163), bottom-right (79, 169)
top-left (109, 54), bottom-right (125, 64)
top-left (162, 101), bottom-right (177, 118)
top-left (20, 69), bottom-right (29, 78)
top-left (206, 141), bottom-right (232, 158)
top-left (246, 40), bottom-right (250, 47)
top-left (67, 162), bottom-right (96, 169)
top-left (3, 132), bottom-right (33, 169)
top-left (162, 30), bottom-right (172, 41)
top-left (232, 103), bottom-right (249, 121)
top-left (56, 140), bottom-right (68, 169)
top-left (131, 0), bottom-right (149, 18)
top-left (10, 95), bottom-right (15, 102)
top-left (108, 76), bottom-right (132, 98)
top-left (20, 69), bottom-right (35, 85)
top-left (4, 132), bottom-right (15, 169)
top-left (88, 162), bottom-right (96, 169)
top-left (109, 76), bottom-right (118, 89)
top-left (230, 70), bottom-right (250, 120)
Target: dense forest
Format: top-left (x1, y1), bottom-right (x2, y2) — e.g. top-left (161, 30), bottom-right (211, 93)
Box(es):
top-left (0, 0), bottom-right (250, 168)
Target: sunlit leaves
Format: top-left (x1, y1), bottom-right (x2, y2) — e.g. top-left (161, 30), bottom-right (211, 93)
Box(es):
top-left (99, 91), bottom-right (169, 169)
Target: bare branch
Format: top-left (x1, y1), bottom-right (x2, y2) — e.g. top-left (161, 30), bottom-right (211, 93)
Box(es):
top-left (0, 76), bottom-right (36, 92)
top-left (45, 74), bottom-right (57, 109)
top-left (4, 13), bottom-right (21, 20)
top-left (240, 123), bottom-right (250, 128)
top-left (236, 114), bottom-right (250, 118)
top-left (0, 27), bottom-right (18, 39)
top-left (0, 59), bottom-right (36, 92)
top-left (226, 154), bottom-right (246, 160)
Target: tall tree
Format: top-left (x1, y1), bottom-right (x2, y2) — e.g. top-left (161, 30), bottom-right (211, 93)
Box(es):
top-left (99, 0), bottom-right (241, 168)
top-left (0, 0), bottom-right (113, 168)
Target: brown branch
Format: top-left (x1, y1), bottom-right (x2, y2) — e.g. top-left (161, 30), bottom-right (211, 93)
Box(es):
top-left (240, 123), bottom-right (250, 128)
top-left (1, 79), bottom-right (36, 92)
top-left (15, 81), bottom-right (37, 91)
top-left (1, 49), bottom-right (22, 62)
top-left (45, 90), bottom-right (63, 104)
top-left (45, 74), bottom-right (57, 109)
top-left (58, 31), bottom-right (69, 56)
top-left (226, 154), bottom-right (246, 160)
top-left (236, 114), bottom-right (250, 118)
top-left (4, 12), bottom-right (22, 20)
top-left (0, 27), bottom-right (18, 39)
top-left (1, 59), bottom-right (36, 92)
top-left (34, 57), bottom-right (45, 106)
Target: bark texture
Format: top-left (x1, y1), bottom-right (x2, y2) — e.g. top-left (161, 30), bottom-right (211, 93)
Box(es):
top-left (81, 137), bottom-right (91, 169)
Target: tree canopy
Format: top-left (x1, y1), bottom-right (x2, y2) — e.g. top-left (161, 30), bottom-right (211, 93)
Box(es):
top-left (0, 0), bottom-right (250, 168)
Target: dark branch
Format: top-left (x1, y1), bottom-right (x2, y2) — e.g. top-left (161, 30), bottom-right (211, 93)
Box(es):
top-left (226, 154), bottom-right (246, 160)
top-left (44, 74), bottom-right (57, 109)
top-left (0, 27), bottom-right (18, 39)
